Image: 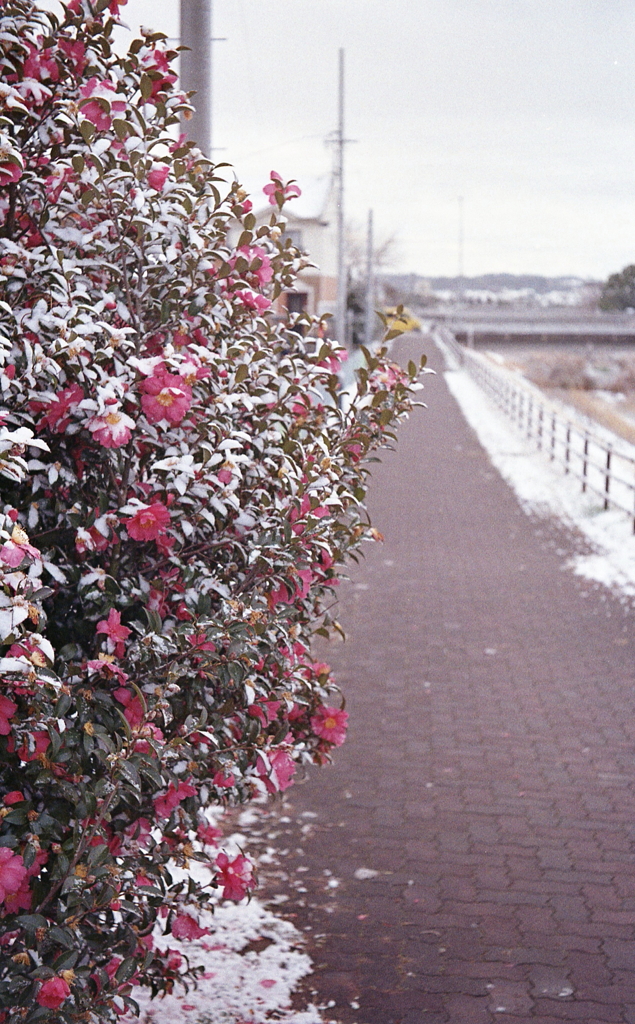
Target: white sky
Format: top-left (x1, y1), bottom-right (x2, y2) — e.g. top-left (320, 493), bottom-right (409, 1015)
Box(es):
top-left (48, 2), bottom-right (635, 278)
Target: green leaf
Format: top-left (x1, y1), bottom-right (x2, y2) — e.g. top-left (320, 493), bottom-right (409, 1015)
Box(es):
top-left (139, 73), bottom-right (154, 100)
top-left (71, 154), bottom-right (85, 174)
top-left (144, 607), bottom-right (163, 634)
top-left (235, 364), bottom-right (249, 383)
top-left (17, 914), bottom-right (48, 934)
top-left (79, 120), bottom-right (95, 144)
top-left (115, 957), bottom-right (139, 984)
top-left (117, 758), bottom-right (141, 788)
top-left (380, 407), bottom-right (393, 425)
top-left (48, 926), bottom-right (75, 950)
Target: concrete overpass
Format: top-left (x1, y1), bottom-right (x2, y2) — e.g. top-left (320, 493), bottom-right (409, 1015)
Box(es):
top-left (421, 307), bottom-right (635, 346)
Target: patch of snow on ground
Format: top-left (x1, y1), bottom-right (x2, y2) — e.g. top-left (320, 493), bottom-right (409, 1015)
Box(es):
top-left (123, 807), bottom-right (325, 1024)
top-left (436, 338), bottom-right (635, 598)
top-left (128, 898), bottom-right (322, 1024)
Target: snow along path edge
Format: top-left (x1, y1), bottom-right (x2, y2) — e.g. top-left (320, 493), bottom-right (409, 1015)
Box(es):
top-left (435, 337), bottom-right (635, 600)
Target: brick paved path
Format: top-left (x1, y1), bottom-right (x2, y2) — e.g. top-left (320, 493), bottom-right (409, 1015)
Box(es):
top-left (275, 334), bottom-right (635, 1024)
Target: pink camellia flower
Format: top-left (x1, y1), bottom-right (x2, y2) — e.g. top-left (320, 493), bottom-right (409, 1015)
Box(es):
top-left (0, 848), bottom-right (27, 905)
top-left (147, 164), bottom-right (170, 191)
top-left (36, 383), bottom-right (84, 434)
top-left (310, 705), bottom-right (349, 747)
top-left (0, 158), bottom-right (23, 187)
top-left (4, 876), bottom-right (32, 913)
top-left (0, 524), bottom-right (41, 568)
top-left (87, 406), bottom-right (135, 449)
top-left (0, 695), bottom-right (18, 737)
top-left (113, 687), bottom-right (144, 728)
top-left (230, 245), bottom-right (272, 287)
top-left (140, 49), bottom-right (178, 100)
top-left (263, 170), bottom-right (301, 207)
top-left (108, 0), bottom-right (128, 17)
top-left (215, 852), bottom-right (256, 902)
top-left (140, 371), bottom-right (192, 425)
top-left (197, 822), bottom-right (222, 846)
top-left (212, 770), bottom-right (235, 789)
top-left (17, 730), bottom-right (50, 763)
top-left (257, 749), bottom-right (296, 794)
top-left (234, 290), bottom-right (271, 314)
top-left (171, 912), bottom-right (209, 941)
top-left (248, 700), bottom-right (281, 727)
top-left (23, 43), bottom-right (60, 83)
top-left (153, 780), bottom-right (197, 819)
top-left (36, 977), bottom-right (71, 1010)
top-left (58, 38), bottom-right (88, 75)
top-left (79, 77), bottom-right (126, 131)
top-left (97, 608), bottom-right (132, 659)
top-left (3, 791), bottom-right (24, 805)
top-left (125, 502), bottom-right (171, 542)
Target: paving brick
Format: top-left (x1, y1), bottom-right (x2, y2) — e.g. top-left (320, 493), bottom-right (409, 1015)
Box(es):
top-left (263, 337), bottom-right (635, 1023)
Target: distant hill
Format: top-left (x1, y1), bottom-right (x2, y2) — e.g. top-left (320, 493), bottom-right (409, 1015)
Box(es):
top-left (378, 272), bottom-right (601, 309)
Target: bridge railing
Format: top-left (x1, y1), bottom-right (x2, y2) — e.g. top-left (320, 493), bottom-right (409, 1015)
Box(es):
top-left (434, 326), bottom-right (635, 531)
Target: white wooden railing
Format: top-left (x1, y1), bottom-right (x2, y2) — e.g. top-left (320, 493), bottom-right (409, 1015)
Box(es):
top-left (434, 326), bottom-right (635, 531)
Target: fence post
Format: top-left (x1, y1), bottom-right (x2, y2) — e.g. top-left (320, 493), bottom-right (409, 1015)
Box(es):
top-left (550, 414), bottom-right (556, 461)
top-left (582, 435), bottom-right (589, 493)
top-left (565, 425), bottom-right (571, 473)
top-left (604, 448), bottom-right (611, 510)
top-left (527, 396), bottom-right (533, 439)
top-left (537, 406), bottom-right (544, 450)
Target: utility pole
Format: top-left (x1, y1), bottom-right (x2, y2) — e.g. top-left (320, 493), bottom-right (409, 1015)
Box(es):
top-left (364, 208), bottom-right (374, 349)
top-left (180, 0), bottom-right (212, 156)
top-left (335, 48), bottom-right (346, 348)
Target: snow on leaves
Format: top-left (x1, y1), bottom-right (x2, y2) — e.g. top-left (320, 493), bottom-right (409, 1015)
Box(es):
top-left (0, 2), bottom-right (427, 1022)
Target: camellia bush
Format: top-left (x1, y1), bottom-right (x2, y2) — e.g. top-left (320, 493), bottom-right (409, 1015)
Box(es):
top-left (0, 1), bottom-right (427, 1020)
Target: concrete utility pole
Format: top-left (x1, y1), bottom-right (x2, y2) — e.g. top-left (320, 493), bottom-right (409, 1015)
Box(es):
top-left (364, 208), bottom-right (374, 349)
top-left (180, 0), bottom-right (212, 156)
top-left (335, 48), bottom-right (346, 348)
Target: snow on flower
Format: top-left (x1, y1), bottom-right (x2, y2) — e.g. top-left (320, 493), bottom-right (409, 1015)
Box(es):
top-left (234, 289), bottom-right (271, 314)
top-left (124, 502), bottom-right (171, 542)
top-left (18, 730), bottom-right (50, 762)
top-left (139, 48), bottom-right (178, 100)
top-left (87, 405), bottom-right (135, 448)
top-left (0, 847), bottom-right (27, 904)
top-left (0, 523), bottom-right (41, 568)
top-left (256, 749), bottom-right (296, 794)
top-left (35, 382), bottom-right (84, 433)
top-left (231, 245), bottom-right (273, 287)
top-left (140, 370), bottom-right (192, 425)
top-left (215, 852), bottom-right (256, 902)
top-left (310, 705), bottom-right (348, 746)
top-left (147, 163), bottom-right (170, 191)
top-left (0, 133), bottom-right (24, 186)
top-left (79, 77), bottom-right (126, 131)
top-left (23, 42), bottom-right (60, 83)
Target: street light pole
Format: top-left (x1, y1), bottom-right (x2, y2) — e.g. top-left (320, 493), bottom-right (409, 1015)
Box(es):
top-left (180, 0), bottom-right (212, 156)
top-left (364, 208), bottom-right (374, 349)
top-left (335, 48), bottom-right (346, 348)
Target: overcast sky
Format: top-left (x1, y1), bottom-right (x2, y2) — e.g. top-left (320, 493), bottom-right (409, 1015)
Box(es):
top-left (104, 3), bottom-right (635, 278)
